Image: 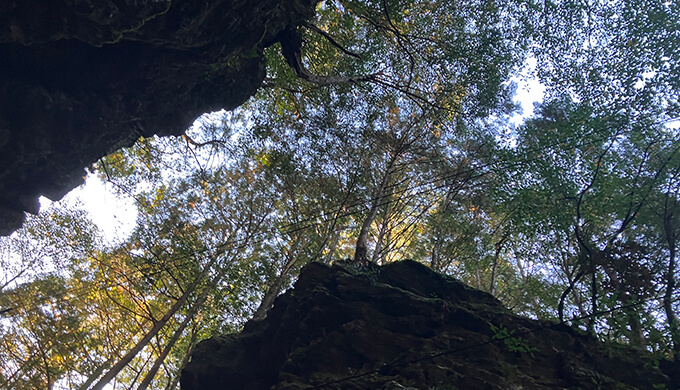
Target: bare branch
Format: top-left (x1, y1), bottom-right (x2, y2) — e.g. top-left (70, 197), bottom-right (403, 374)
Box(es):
top-left (302, 22), bottom-right (362, 59)
top-left (181, 134), bottom-right (227, 148)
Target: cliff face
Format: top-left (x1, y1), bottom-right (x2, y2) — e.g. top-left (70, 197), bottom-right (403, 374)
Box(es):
top-left (0, 0), bottom-right (317, 235)
top-left (181, 260), bottom-right (679, 390)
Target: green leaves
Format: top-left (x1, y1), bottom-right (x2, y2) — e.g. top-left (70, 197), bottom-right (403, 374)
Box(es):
top-left (490, 323), bottom-right (540, 357)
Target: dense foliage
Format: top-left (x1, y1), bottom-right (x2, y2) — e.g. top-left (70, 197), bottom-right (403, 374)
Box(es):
top-left (1, 0), bottom-right (679, 388)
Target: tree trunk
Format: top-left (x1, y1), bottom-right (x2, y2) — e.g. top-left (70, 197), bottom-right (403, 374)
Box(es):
top-left (166, 326), bottom-right (199, 390)
top-left (371, 220), bottom-right (386, 264)
top-left (574, 222), bottom-right (596, 332)
top-left (252, 253), bottom-right (298, 321)
top-left (559, 265), bottom-right (586, 323)
top-left (431, 240), bottom-right (440, 270)
top-left (371, 199), bottom-right (392, 264)
top-left (489, 232), bottom-right (509, 296)
top-left (76, 359), bottom-right (112, 390)
top-left (354, 154), bottom-right (397, 264)
top-left (312, 178), bottom-right (355, 264)
top-left (278, 26), bottom-right (377, 86)
top-left (89, 255), bottom-right (216, 390)
top-left (324, 227), bottom-right (342, 264)
top-left (90, 290), bottom-right (194, 390)
top-left (514, 244), bottom-right (527, 282)
top-left (381, 224), bottom-right (392, 265)
top-left (354, 202), bottom-right (381, 265)
top-left (136, 283), bottom-right (212, 390)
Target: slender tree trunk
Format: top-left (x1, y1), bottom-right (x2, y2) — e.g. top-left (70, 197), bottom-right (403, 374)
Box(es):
top-left (381, 224), bottom-right (392, 265)
top-left (574, 222), bottom-right (596, 332)
top-left (573, 288), bottom-right (590, 319)
top-left (89, 257), bottom-right (213, 390)
top-left (573, 155), bottom-right (602, 333)
top-left (354, 154), bottom-right (397, 264)
top-left (324, 227), bottom-right (342, 264)
top-left (354, 201), bottom-right (381, 264)
top-left (559, 266), bottom-right (586, 323)
top-left (39, 340), bottom-right (53, 390)
top-left (136, 283), bottom-right (212, 390)
top-left (627, 304), bottom-right (645, 349)
top-left (252, 252), bottom-right (298, 321)
top-left (77, 359), bottom-right (112, 390)
top-left (489, 233), bottom-right (509, 296)
top-left (514, 245), bottom-right (527, 282)
top-left (252, 277), bottom-right (286, 321)
top-left (90, 291), bottom-right (193, 390)
top-left (371, 220), bottom-right (386, 264)
top-left (165, 326), bottom-right (199, 390)
top-left (372, 199), bottom-right (392, 264)
top-left (312, 178), bottom-right (355, 264)
top-left (431, 240), bottom-right (440, 270)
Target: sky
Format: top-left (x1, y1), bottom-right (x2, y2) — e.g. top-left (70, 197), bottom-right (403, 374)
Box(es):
top-left (36, 59), bottom-right (547, 244)
top-left (39, 175), bottom-right (138, 242)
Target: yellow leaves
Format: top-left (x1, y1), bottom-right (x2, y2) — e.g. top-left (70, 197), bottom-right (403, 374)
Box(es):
top-left (151, 188), bottom-right (165, 208)
top-left (258, 152), bottom-right (272, 167)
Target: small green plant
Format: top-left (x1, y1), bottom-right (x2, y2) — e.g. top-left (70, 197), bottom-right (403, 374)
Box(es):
top-left (590, 374), bottom-right (604, 389)
top-left (489, 323), bottom-right (540, 357)
top-left (429, 382), bottom-right (459, 390)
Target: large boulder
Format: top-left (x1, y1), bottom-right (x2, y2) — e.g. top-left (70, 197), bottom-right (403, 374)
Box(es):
top-left (181, 260), bottom-right (679, 390)
top-left (0, 0), bottom-right (317, 235)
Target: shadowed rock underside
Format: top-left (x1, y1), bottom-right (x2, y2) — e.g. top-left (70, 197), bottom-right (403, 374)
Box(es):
top-left (0, 0), bottom-right (317, 235)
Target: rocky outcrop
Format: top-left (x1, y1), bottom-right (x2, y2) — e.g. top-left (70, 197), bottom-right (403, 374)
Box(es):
top-left (0, 0), bottom-right (317, 235)
top-left (181, 260), bottom-right (679, 390)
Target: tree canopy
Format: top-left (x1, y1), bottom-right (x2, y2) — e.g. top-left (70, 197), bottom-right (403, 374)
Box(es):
top-left (1, 0), bottom-right (679, 388)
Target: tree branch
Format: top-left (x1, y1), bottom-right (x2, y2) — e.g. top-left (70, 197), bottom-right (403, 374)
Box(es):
top-left (301, 22), bottom-right (362, 59)
top-left (181, 134), bottom-right (227, 148)
top-left (278, 27), bottom-right (378, 86)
